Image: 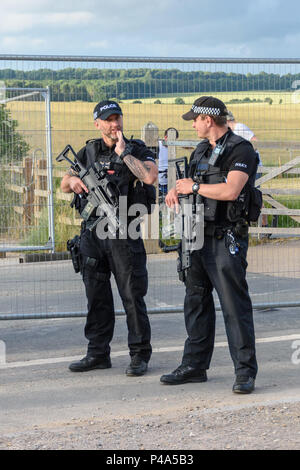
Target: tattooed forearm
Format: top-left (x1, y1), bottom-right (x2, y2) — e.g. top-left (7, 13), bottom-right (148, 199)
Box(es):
top-left (123, 154), bottom-right (151, 181)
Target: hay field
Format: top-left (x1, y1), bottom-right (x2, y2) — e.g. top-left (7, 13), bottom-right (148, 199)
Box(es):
top-left (127, 90), bottom-right (293, 105)
top-left (6, 91), bottom-right (300, 168)
top-left (4, 92), bottom-right (300, 248)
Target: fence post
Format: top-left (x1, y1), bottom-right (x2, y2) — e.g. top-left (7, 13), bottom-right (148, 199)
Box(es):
top-left (35, 159), bottom-right (47, 222)
top-left (141, 121), bottom-right (159, 147)
top-left (140, 122), bottom-right (159, 253)
top-left (23, 157), bottom-right (34, 228)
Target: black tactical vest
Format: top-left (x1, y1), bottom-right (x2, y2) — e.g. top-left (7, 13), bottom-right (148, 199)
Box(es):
top-left (188, 131), bottom-right (260, 224)
top-left (72, 138), bottom-right (156, 219)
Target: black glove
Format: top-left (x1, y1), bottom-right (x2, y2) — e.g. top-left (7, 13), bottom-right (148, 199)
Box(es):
top-left (119, 142), bottom-right (134, 160)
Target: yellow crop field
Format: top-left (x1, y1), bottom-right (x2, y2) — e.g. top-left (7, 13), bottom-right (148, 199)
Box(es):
top-left (3, 92), bottom-right (300, 249)
top-left (6, 91), bottom-right (300, 168)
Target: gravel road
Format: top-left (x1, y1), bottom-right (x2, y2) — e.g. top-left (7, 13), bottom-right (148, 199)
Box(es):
top-left (1, 398), bottom-right (300, 450)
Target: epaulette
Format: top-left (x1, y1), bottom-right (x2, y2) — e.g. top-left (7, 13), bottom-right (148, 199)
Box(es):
top-left (130, 138), bottom-right (146, 147)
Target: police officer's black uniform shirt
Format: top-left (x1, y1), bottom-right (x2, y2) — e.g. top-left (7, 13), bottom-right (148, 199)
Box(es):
top-left (189, 128), bottom-right (258, 225)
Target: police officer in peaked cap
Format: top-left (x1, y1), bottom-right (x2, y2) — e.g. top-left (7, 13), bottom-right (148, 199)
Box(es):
top-left (60, 100), bottom-right (158, 377)
top-left (160, 96), bottom-right (259, 393)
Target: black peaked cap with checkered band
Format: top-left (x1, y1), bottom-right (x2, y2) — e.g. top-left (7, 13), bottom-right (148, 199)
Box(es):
top-left (182, 96), bottom-right (228, 120)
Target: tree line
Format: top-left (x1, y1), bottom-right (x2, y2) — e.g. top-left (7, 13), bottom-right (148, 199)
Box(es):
top-left (0, 68), bottom-right (299, 102)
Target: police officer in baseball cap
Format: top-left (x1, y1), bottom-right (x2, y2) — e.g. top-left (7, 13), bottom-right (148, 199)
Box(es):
top-left (60, 99), bottom-right (158, 377)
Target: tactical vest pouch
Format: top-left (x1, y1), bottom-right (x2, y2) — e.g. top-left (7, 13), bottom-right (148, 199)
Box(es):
top-left (247, 186), bottom-right (263, 222)
top-left (71, 193), bottom-right (95, 220)
top-left (201, 196), bottom-right (218, 222)
top-left (130, 180), bottom-right (156, 214)
top-left (226, 186), bottom-right (262, 223)
top-left (226, 198), bottom-right (245, 223)
top-left (201, 167), bottom-right (224, 222)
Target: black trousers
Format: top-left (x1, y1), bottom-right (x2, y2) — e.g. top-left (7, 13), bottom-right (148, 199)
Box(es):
top-left (182, 234), bottom-right (258, 378)
top-left (80, 230), bottom-right (152, 362)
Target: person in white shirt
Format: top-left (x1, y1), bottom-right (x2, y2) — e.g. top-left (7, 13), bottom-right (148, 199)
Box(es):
top-left (158, 128), bottom-right (179, 197)
top-left (227, 111), bottom-right (267, 228)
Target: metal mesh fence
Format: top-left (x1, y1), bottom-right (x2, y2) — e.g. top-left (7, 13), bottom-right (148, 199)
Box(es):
top-left (0, 86), bottom-right (54, 253)
top-left (0, 55), bottom-right (300, 319)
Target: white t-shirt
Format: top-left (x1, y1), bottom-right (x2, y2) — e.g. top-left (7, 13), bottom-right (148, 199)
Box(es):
top-left (233, 122), bottom-right (262, 165)
top-left (233, 122), bottom-right (254, 141)
top-left (158, 140), bottom-right (168, 185)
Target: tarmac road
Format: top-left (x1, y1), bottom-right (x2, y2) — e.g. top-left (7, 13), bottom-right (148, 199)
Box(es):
top-left (1, 240), bottom-right (300, 319)
top-left (1, 305), bottom-right (300, 450)
top-left (0, 240), bottom-right (300, 449)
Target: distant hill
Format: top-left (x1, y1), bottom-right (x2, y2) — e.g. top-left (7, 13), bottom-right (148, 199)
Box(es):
top-left (0, 68), bottom-right (299, 102)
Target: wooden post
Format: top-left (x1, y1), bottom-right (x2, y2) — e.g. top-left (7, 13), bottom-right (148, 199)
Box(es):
top-left (140, 122), bottom-right (159, 253)
top-left (141, 121), bottom-right (159, 147)
top-left (166, 128), bottom-right (177, 190)
top-left (23, 157), bottom-right (34, 228)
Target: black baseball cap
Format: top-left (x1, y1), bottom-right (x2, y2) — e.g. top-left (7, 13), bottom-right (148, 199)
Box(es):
top-left (182, 96), bottom-right (228, 120)
top-left (93, 100), bottom-right (123, 120)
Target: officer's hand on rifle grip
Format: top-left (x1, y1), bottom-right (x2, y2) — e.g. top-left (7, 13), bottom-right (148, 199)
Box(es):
top-left (165, 187), bottom-right (180, 213)
top-left (176, 178), bottom-right (194, 195)
top-left (69, 176), bottom-right (89, 195)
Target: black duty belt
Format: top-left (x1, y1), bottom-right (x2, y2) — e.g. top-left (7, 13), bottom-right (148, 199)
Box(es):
top-left (204, 224), bottom-right (230, 239)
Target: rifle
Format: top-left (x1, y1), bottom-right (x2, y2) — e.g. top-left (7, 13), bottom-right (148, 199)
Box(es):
top-left (159, 157), bottom-right (204, 282)
top-left (56, 145), bottom-right (126, 236)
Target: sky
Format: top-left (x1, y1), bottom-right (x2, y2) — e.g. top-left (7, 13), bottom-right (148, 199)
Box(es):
top-left (0, 0), bottom-right (300, 59)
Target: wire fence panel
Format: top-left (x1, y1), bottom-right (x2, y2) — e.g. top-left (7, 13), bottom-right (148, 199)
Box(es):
top-left (0, 86), bottom-right (54, 253)
top-left (0, 55), bottom-right (300, 319)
